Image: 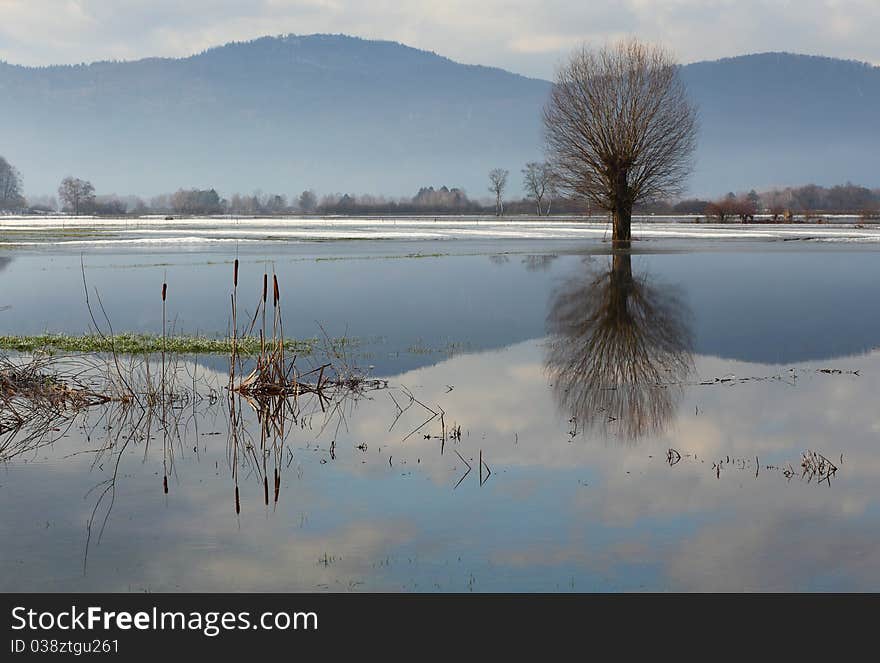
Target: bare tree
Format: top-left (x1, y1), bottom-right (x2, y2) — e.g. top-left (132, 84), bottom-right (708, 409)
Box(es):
top-left (705, 198), bottom-right (731, 222)
top-left (0, 156), bottom-right (25, 210)
top-left (488, 168), bottom-right (508, 216)
top-left (707, 194), bottom-right (755, 223)
top-left (522, 161), bottom-right (555, 216)
top-left (543, 39), bottom-right (698, 246)
top-left (170, 188), bottom-right (222, 215)
top-left (264, 193), bottom-right (287, 214)
top-left (298, 189), bottom-right (317, 213)
top-left (731, 195), bottom-right (756, 222)
top-left (763, 189), bottom-right (789, 221)
top-left (58, 177), bottom-right (96, 215)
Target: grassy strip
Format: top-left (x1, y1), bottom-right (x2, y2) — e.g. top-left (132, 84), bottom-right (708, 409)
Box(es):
top-left (0, 333), bottom-right (321, 356)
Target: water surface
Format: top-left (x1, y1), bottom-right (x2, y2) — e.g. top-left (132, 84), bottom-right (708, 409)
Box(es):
top-left (2, 222), bottom-right (880, 591)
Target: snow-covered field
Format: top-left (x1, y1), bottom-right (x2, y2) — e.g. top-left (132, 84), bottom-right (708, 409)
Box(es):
top-left (2, 214), bottom-right (879, 245)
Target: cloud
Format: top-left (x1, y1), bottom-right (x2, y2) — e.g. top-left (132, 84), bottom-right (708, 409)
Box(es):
top-left (4, 337), bottom-right (880, 590)
top-left (0, 1), bottom-right (877, 78)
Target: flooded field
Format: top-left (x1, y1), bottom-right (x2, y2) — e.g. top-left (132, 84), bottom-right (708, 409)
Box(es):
top-left (2, 216), bottom-right (880, 591)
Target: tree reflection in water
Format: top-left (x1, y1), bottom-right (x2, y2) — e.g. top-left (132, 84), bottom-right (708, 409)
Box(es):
top-left (545, 253), bottom-right (694, 440)
top-left (0, 257), bottom-right (9, 312)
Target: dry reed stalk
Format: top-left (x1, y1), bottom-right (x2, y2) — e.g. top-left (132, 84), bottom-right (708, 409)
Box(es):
top-left (262, 273), bottom-right (268, 355)
top-left (161, 280), bottom-right (167, 408)
top-left (230, 259), bottom-right (239, 391)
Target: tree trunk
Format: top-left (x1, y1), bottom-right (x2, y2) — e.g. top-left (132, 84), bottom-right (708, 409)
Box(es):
top-left (609, 252), bottom-right (634, 320)
top-left (611, 253), bottom-right (633, 289)
top-left (612, 202), bottom-right (632, 248)
top-left (611, 168), bottom-right (632, 248)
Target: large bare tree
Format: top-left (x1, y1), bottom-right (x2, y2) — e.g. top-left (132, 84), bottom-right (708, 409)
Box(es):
top-left (488, 168), bottom-right (508, 216)
top-left (544, 40), bottom-right (697, 246)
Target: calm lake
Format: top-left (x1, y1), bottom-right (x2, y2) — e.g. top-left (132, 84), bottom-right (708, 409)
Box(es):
top-left (2, 217), bottom-right (880, 591)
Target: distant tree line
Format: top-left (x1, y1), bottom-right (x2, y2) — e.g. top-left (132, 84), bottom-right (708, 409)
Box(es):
top-left (648, 183), bottom-right (880, 220)
top-left (2, 154), bottom-right (879, 219)
top-left (315, 186), bottom-right (483, 215)
top-left (759, 183), bottom-right (880, 218)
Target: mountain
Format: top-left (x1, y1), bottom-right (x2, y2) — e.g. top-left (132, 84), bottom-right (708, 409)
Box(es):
top-left (681, 52), bottom-right (880, 196)
top-left (0, 35), bottom-right (549, 200)
top-left (1, 35), bottom-right (878, 199)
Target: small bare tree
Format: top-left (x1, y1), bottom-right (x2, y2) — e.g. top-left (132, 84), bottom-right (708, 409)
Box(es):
top-left (705, 198), bottom-right (731, 222)
top-left (522, 161), bottom-right (555, 216)
top-left (544, 39), bottom-right (698, 246)
top-left (58, 176), bottom-right (96, 215)
top-left (488, 168), bottom-right (508, 216)
top-left (764, 189), bottom-right (789, 221)
top-left (298, 189), bottom-right (317, 213)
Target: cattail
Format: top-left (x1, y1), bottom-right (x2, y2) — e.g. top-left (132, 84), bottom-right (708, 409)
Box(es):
top-left (235, 486), bottom-right (240, 515)
top-left (273, 274), bottom-right (280, 305)
top-left (163, 475), bottom-right (168, 494)
top-left (274, 468), bottom-right (280, 503)
top-left (264, 476), bottom-right (269, 505)
top-left (233, 259), bottom-right (239, 287)
top-left (161, 282), bottom-right (167, 301)
top-left (262, 273), bottom-right (268, 303)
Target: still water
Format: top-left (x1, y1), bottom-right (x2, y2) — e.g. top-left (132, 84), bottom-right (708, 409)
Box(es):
top-left (2, 232), bottom-right (880, 591)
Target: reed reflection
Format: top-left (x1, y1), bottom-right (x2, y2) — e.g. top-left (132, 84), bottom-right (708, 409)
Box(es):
top-left (0, 256), bottom-right (10, 312)
top-left (545, 253), bottom-right (694, 440)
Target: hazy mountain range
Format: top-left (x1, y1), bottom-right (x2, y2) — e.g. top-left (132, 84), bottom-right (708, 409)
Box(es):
top-left (1, 34), bottom-right (878, 199)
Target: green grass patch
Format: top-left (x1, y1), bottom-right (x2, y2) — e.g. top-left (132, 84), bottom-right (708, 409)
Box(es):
top-left (0, 333), bottom-right (321, 356)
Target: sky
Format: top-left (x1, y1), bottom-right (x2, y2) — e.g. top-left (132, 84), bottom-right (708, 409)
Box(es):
top-left (0, 0), bottom-right (878, 79)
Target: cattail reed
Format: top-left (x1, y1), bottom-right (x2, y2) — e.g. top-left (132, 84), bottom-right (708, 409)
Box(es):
top-left (235, 485), bottom-right (240, 515)
top-left (163, 474), bottom-right (168, 494)
top-left (264, 475), bottom-right (269, 505)
top-left (273, 274), bottom-right (283, 369)
top-left (230, 261), bottom-right (239, 388)
top-left (161, 280), bottom-right (167, 399)
top-left (261, 273), bottom-right (268, 354)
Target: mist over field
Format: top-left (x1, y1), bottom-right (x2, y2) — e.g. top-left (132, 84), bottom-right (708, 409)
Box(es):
top-left (1, 34), bottom-right (878, 199)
